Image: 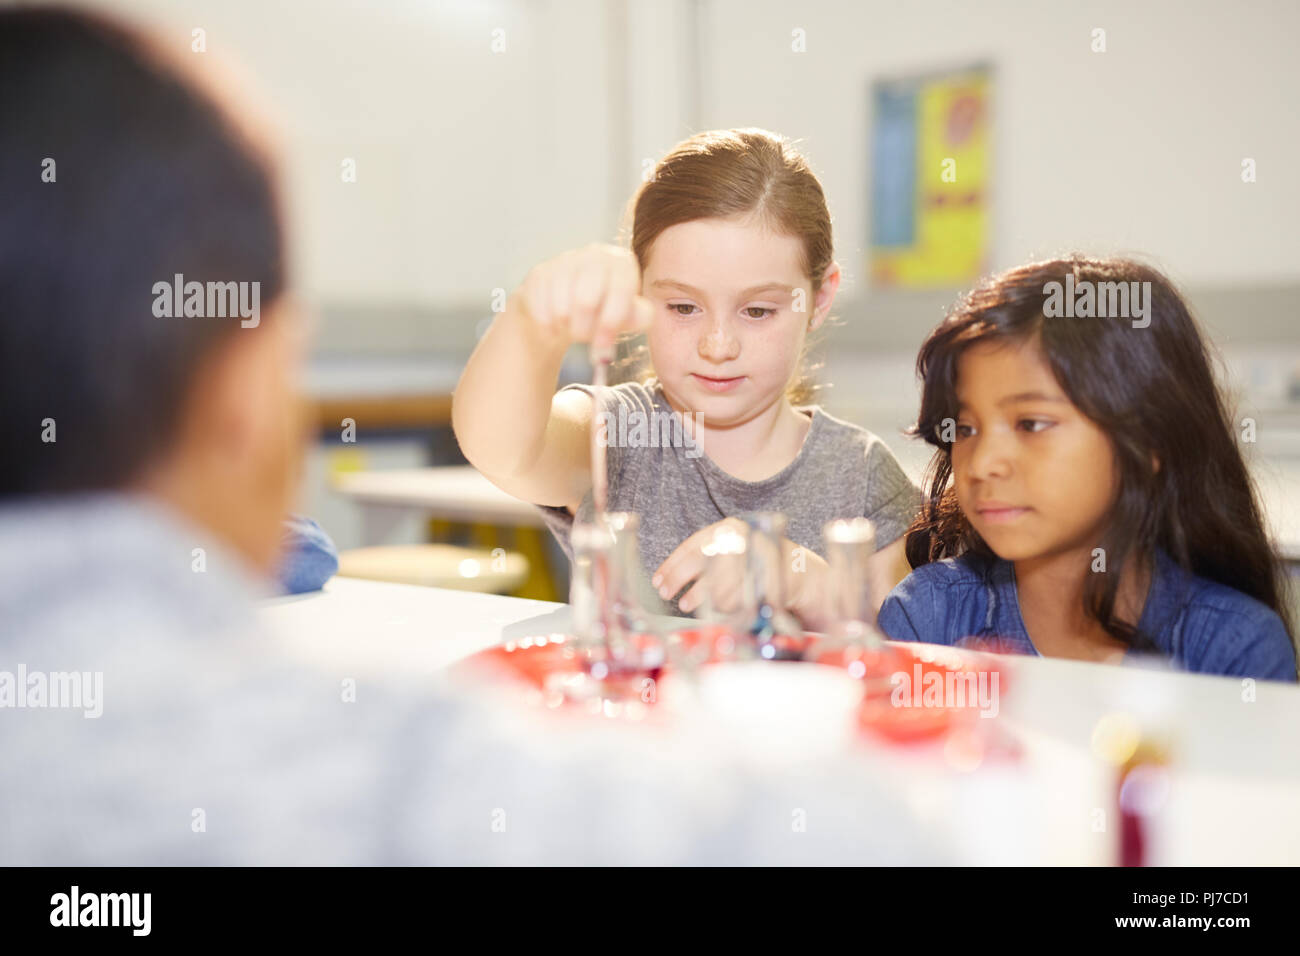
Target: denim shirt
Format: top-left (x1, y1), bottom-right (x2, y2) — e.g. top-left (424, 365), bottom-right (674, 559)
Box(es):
top-left (878, 549), bottom-right (1298, 681)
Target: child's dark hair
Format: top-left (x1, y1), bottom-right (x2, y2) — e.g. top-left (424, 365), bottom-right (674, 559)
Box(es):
top-left (905, 255), bottom-right (1294, 652)
top-left (0, 7), bottom-right (285, 497)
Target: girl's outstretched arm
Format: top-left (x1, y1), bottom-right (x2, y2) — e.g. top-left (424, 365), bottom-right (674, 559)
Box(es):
top-left (452, 245), bottom-right (652, 514)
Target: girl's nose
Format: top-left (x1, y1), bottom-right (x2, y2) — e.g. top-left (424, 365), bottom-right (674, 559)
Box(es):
top-left (963, 428), bottom-right (1013, 482)
top-left (698, 315), bottom-right (740, 363)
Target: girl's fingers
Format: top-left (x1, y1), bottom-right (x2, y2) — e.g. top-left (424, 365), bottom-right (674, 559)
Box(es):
top-left (684, 565), bottom-right (743, 617)
top-left (632, 296), bottom-right (655, 332)
top-left (595, 270), bottom-right (636, 352)
top-left (652, 533), bottom-right (707, 602)
top-left (678, 580), bottom-right (705, 615)
top-left (518, 245), bottom-right (643, 346)
top-left (651, 541), bottom-right (681, 590)
top-left (713, 578), bottom-right (743, 616)
top-left (547, 252), bottom-right (577, 341)
top-left (655, 559), bottom-right (697, 604)
top-left (784, 542), bottom-right (821, 607)
top-left (521, 266), bottom-right (551, 330)
top-left (570, 256), bottom-right (609, 344)
top-left (712, 558), bottom-right (744, 598)
top-left (654, 517), bottom-right (750, 604)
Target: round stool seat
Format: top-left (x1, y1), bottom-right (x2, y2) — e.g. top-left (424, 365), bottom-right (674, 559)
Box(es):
top-left (337, 544), bottom-right (528, 594)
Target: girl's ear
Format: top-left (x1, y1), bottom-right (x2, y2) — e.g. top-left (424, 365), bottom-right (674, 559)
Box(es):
top-left (809, 262), bottom-right (841, 331)
top-left (1151, 452), bottom-right (1161, 474)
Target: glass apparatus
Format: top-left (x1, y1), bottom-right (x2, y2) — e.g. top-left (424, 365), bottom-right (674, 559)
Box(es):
top-left (738, 512), bottom-right (805, 661)
top-left (667, 521), bottom-right (751, 670)
top-left (569, 513), bottom-right (662, 685)
top-left (821, 518), bottom-right (882, 648)
top-left (813, 517), bottom-right (903, 688)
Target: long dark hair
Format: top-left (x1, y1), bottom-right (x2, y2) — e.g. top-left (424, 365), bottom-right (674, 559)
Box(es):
top-left (905, 255), bottom-right (1294, 652)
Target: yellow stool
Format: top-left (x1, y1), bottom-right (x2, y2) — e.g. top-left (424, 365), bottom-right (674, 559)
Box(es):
top-left (337, 544), bottom-right (528, 594)
top-left (428, 519), bottom-right (561, 602)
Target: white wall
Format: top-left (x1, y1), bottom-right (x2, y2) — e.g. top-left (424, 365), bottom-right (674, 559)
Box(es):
top-left (69, 0), bottom-right (1300, 312)
top-left (78, 0), bottom-right (620, 314)
top-left (697, 0), bottom-right (1300, 292)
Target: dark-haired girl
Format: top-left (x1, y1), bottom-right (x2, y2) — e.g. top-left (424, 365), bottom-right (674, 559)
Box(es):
top-left (878, 256), bottom-right (1297, 681)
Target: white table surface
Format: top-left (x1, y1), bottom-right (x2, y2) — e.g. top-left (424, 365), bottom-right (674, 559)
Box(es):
top-left (259, 576), bottom-right (1300, 866)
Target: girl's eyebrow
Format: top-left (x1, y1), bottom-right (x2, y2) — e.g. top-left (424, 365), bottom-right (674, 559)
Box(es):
top-left (651, 279), bottom-right (705, 296)
top-left (651, 279), bottom-right (794, 298)
top-left (998, 390), bottom-right (1068, 406)
top-left (955, 391), bottom-right (1068, 411)
top-left (737, 282), bottom-right (795, 298)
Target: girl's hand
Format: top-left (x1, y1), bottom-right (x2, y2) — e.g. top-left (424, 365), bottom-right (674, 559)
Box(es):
top-left (516, 244), bottom-right (654, 352)
top-left (652, 519), bottom-right (833, 630)
top-left (783, 544), bottom-right (833, 632)
top-left (652, 518), bottom-right (749, 614)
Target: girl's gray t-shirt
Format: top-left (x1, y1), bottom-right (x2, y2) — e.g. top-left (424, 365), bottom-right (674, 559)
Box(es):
top-left (538, 379), bottom-right (923, 616)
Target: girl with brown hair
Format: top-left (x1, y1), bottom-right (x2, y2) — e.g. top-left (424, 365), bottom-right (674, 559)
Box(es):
top-left (454, 128), bottom-right (920, 622)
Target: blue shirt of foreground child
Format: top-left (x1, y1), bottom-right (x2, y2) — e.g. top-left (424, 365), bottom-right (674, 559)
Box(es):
top-left (277, 515), bottom-right (338, 594)
top-left (878, 550), bottom-right (1298, 681)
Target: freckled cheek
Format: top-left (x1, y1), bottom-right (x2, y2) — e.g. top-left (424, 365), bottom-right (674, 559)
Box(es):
top-left (746, 322), bottom-right (803, 381)
top-left (647, 320), bottom-right (693, 370)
